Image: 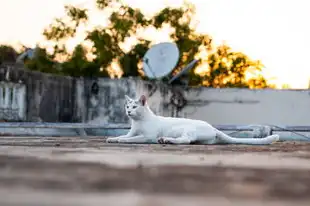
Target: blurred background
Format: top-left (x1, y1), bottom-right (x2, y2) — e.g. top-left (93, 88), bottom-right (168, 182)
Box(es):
top-left (2, 0), bottom-right (310, 89)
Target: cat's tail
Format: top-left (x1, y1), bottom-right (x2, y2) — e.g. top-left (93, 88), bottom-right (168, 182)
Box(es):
top-left (216, 130), bottom-right (279, 145)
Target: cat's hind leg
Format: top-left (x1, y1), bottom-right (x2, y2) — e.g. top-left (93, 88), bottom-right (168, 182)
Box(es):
top-left (159, 129), bottom-right (197, 145)
top-left (158, 136), bottom-right (191, 144)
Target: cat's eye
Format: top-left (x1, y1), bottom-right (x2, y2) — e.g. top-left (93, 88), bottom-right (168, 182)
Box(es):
top-left (132, 105), bottom-right (137, 109)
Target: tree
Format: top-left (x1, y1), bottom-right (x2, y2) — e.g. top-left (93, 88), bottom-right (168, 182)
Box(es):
top-left (199, 44), bottom-right (273, 88)
top-left (0, 45), bottom-right (19, 64)
top-left (29, 0), bottom-right (272, 88)
top-left (61, 44), bottom-right (109, 77)
top-left (25, 47), bottom-right (58, 74)
top-left (40, 0), bottom-right (211, 80)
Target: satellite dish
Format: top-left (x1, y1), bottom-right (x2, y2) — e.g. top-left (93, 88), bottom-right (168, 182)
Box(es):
top-left (143, 42), bottom-right (180, 79)
top-left (142, 42), bottom-right (201, 85)
top-left (16, 48), bottom-right (36, 63)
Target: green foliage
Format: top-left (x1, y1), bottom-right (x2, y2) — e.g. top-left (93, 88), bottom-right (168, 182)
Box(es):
top-left (26, 0), bottom-right (272, 88)
top-left (96, 0), bottom-right (117, 10)
top-left (25, 48), bottom-right (58, 73)
top-left (43, 18), bottom-right (76, 41)
top-left (109, 6), bottom-right (150, 41)
top-left (0, 45), bottom-right (19, 64)
top-left (119, 40), bottom-right (151, 77)
top-left (152, 5), bottom-right (211, 85)
top-left (86, 29), bottom-right (122, 69)
top-left (201, 44), bottom-right (272, 88)
top-left (61, 44), bottom-right (108, 77)
top-left (64, 5), bottom-right (88, 27)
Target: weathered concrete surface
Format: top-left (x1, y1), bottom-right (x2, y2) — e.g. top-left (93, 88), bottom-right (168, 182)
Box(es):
top-left (0, 136), bottom-right (310, 206)
top-left (2, 64), bottom-right (310, 127)
top-left (0, 63), bottom-right (77, 122)
top-left (0, 189), bottom-right (308, 206)
top-left (86, 78), bottom-right (310, 126)
top-left (2, 143), bottom-right (310, 170)
top-left (183, 88), bottom-right (310, 125)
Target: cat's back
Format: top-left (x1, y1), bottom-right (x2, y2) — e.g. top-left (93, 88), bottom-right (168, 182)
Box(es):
top-left (157, 115), bottom-right (209, 127)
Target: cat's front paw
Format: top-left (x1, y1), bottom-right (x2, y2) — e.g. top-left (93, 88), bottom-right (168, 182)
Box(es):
top-left (106, 137), bottom-right (120, 143)
top-left (118, 138), bottom-right (130, 143)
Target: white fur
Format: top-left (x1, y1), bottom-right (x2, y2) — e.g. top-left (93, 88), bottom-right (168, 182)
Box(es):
top-left (106, 95), bottom-right (279, 145)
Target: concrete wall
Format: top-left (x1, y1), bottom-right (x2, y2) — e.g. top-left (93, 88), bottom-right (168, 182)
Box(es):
top-left (0, 81), bottom-right (26, 121)
top-left (1, 63), bottom-right (310, 126)
top-left (182, 88), bottom-right (310, 125)
top-left (0, 63), bottom-right (78, 122)
top-left (77, 77), bottom-right (173, 124)
top-left (82, 78), bottom-right (310, 126)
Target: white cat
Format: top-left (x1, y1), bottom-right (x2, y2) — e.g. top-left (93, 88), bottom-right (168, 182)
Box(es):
top-left (106, 95), bottom-right (279, 145)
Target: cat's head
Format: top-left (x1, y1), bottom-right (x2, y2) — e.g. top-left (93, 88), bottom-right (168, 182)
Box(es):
top-left (124, 95), bottom-right (147, 120)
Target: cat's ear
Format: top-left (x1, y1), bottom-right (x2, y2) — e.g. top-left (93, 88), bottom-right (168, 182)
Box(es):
top-left (139, 95), bottom-right (147, 106)
top-left (125, 95), bottom-right (131, 102)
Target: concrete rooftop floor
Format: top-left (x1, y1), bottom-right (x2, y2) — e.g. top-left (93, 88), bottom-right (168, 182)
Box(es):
top-left (0, 136), bottom-right (310, 206)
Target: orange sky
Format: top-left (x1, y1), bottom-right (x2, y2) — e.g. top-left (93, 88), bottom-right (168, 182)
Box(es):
top-left (1, 0), bottom-right (310, 88)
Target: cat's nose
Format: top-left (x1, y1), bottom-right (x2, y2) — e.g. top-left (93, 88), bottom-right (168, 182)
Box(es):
top-left (127, 111), bottom-right (131, 115)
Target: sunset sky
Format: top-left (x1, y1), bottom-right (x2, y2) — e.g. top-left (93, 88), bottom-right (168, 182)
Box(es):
top-left (1, 0), bottom-right (310, 88)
